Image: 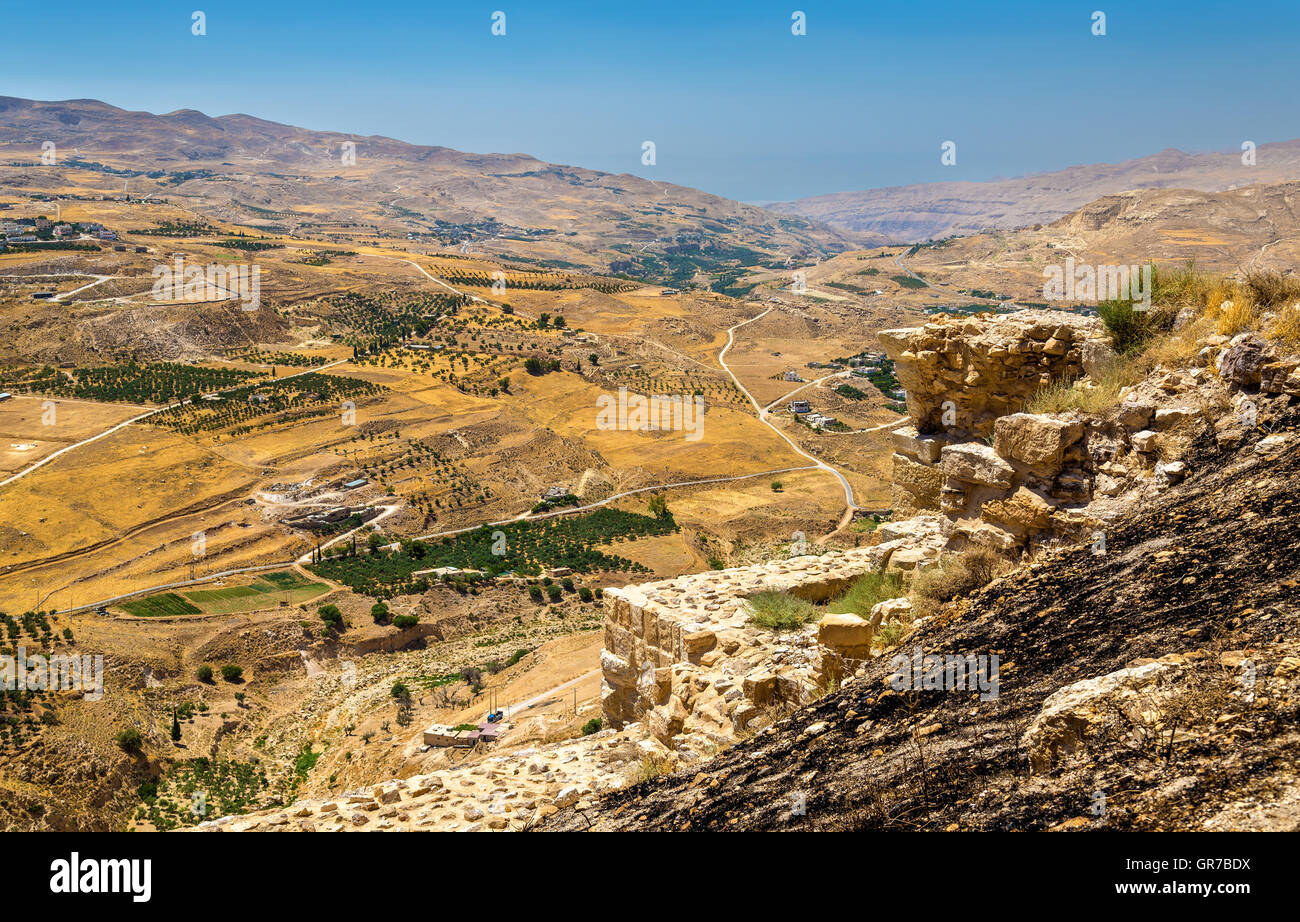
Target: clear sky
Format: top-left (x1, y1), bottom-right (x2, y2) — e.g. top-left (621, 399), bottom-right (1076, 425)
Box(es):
top-left (3, 0), bottom-right (1298, 202)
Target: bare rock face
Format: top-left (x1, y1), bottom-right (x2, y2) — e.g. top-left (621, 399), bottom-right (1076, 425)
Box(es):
top-left (1217, 334), bottom-right (1277, 388)
top-left (878, 310), bottom-right (1109, 438)
top-left (1023, 660), bottom-right (1178, 774)
top-left (940, 443), bottom-right (1016, 489)
top-left (892, 452), bottom-right (944, 515)
top-left (981, 486), bottom-right (1054, 535)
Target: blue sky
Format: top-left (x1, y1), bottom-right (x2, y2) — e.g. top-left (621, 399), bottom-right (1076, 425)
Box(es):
top-left (3, 0), bottom-right (1298, 202)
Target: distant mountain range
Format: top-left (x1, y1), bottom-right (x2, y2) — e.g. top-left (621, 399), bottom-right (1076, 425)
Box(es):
top-left (0, 97), bottom-right (856, 280)
top-left (772, 142), bottom-right (1300, 242)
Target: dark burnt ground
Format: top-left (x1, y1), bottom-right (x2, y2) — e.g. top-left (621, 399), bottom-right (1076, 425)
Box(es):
top-left (543, 405), bottom-right (1300, 831)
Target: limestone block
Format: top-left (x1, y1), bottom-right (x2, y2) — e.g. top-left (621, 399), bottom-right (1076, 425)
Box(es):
top-left (940, 443), bottom-right (1016, 489)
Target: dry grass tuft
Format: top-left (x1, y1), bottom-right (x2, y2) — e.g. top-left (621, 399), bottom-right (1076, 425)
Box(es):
top-left (911, 548), bottom-right (1010, 618)
top-left (1023, 356), bottom-right (1142, 415)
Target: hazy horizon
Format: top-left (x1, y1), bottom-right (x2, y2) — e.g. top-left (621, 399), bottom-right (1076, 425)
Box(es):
top-left (4, 0), bottom-right (1300, 202)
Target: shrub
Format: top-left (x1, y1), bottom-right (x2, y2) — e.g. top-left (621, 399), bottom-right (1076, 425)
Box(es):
top-left (1098, 296), bottom-right (1177, 355)
top-left (1242, 269), bottom-right (1300, 310)
top-left (318, 603), bottom-right (343, 630)
top-left (528, 585), bottom-right (544, 603)
top-left (746, 590), bottom-right (818, 631)
top-left (197, 665), bottom-right (213, 683)
top-left (1023, 355), bottom-right (1141, 416)
top-left (370, 602), bottom-right (389, 624)
top-left (220, 664), bottom-right (243, 682)
top-left (115, 728), bottom-right (143, 754)
top-left (581, 718), bottom-right (603, 735)
top-left (635, 753), bottom-right (677, 784)
top-left (391, 681), bottom-right (411, 702)
top-left (578, 587), bottom-right (594, 602)
top-left (911, 549), bottom-right (1009, 617)
top-left (828, 571), bottom-right (905, 618)
top-left (392, 614), bottom-right (418, 628)
top-left (546, 584), bottom-right (562, 602)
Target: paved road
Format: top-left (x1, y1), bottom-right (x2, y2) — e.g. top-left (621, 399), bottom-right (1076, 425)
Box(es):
top-left (503, 667), bottom-right (602, 718)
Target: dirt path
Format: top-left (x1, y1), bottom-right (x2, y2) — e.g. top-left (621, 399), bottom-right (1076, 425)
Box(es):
top-left (717, 307), bottom-right (859, 529)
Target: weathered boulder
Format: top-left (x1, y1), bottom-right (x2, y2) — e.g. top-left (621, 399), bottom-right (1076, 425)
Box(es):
top-left (1023, 661), bottom-right (1175, 773)
top-left (869, 596), bottom-right (913, 625)
top-left (891, 452), bottom-right (944, 515)
top-left (981, 486), bottom-right (1053, 533)
top-left (1154, 406), bottom-right (1199, 430)
top-left (817, 612), bottom-right (875, 661)
top-left (1130, 429), bottom-right (1158, 453)
top-left (941, 443), bottom-right (1016, 489)
top-left (993, 413), bottom-right (1083, 472)
top-left (955, 520), bottom-right (1020, 552)
top-left (1217, 334), bottom-right (1277, 388)
top-left (891, 425), bottom-right (945, 464)
top-left (1116, 400), bottom-right (1154, 431)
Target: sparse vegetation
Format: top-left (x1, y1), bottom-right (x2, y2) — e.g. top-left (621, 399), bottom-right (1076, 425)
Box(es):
top-left (746, 590), bottom-right (818, 631)
top-left (828, 571), bottom-right (905, 618)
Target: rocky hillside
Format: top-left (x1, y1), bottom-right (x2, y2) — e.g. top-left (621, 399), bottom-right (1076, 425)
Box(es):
top-left (772, 141), bottom-right (1300, 242)
top-left (542, 296), bottom-right (1300, 831)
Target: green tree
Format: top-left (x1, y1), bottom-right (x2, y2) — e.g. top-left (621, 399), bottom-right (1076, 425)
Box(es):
top-left (115, 728), bottom-right (143, 754)
top-left (319, 604), bottom-right (343, 630)
top-left (170, 708), bottom-right (181, 742)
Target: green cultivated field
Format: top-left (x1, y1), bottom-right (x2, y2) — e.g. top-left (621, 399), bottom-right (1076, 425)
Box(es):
top-left (120, 593), bottom-right (202, 617)
top-left (119, 571), bottom-right (329, 617)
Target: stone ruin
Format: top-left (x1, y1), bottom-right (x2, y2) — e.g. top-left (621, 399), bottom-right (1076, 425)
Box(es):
top-left (600, 520), bottom-right (950, 754)
top-left (877, 308), bottom-right (1222, 552)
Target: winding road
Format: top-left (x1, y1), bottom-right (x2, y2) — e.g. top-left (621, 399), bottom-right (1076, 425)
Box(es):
top-left (717, 307), bottom-right (860, 531)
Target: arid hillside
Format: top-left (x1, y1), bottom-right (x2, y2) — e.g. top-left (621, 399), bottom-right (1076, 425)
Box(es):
top-left (543, 416), bottom-right (1300, 829)
top-left (0, 97), bottom-right (854, 280)
top-left (539, 277), bottom-right (1300, 832)
top-left (897, 179), bottom-right (1300, 304)
top-left (773, 141), bottom-right (1300, 242)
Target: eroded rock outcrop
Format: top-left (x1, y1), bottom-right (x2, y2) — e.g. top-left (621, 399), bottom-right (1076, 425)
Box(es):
top-left (876, 309), bottom-right (1262, 553)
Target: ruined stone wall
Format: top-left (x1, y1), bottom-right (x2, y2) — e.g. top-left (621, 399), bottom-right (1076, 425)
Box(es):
top-left (601, 524), bottom-right (948, 754)
top-left (878, 310), bottom-right (1112, 439)
top-left (876, 311), bottom-right (1283, 555)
